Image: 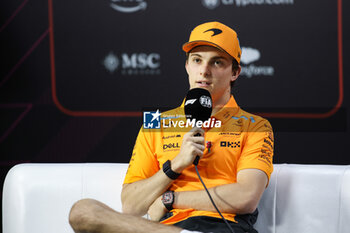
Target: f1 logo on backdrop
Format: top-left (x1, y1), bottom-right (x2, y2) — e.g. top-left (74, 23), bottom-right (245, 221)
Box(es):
top-left (143, 110), bottom-right (161, 129)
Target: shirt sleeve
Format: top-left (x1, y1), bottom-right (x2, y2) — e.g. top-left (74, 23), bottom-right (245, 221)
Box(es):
top-left (237, 118), bottom-right (274, 181)
top-left (123, 127), bottom-right (160, 184)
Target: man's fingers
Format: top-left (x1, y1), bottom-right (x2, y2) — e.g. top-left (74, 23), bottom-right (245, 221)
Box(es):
top-left (189, 127), bottom-right (204, 137)
top-left (193, 147), bottom-right (204, 157)
top-left (195, 144), bottom-right (205, 152)
top-left (191, 135), bottom-right (205, 145)
top-left (189, 143), bottom-right (205, 151)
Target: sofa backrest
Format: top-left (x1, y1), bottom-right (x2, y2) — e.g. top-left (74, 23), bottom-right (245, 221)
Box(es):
top-left (2, 163), bottom-right (350, 233)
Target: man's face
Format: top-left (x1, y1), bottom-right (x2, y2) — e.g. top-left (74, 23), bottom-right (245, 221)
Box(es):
top-left (185, 46), bottom-right (239, 104)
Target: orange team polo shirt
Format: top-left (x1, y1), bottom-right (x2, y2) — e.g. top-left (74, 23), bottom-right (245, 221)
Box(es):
top-left (123, 95), bottom-right (274, 225)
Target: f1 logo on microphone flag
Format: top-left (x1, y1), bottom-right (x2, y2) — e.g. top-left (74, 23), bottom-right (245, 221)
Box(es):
top-left (143, 110), bottom-right (161, 129)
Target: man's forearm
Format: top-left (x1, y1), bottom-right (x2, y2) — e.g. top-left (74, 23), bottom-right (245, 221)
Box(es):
top-left (173, 169), bottom-right (268, 215)
top-left (121, 169), bottom-right (173, 216)
top-left (173, 183), bottom-right (255, 214)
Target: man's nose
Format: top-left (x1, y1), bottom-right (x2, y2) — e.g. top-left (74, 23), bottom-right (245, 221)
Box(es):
top-left (199, 62), bottom-right (211, 77)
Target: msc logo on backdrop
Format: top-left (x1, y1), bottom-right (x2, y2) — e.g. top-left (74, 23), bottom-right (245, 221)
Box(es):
top-left (103, 52), bottom-right (161, 75)
top-left (110, 0), bottom-right (147, 13)
top-left (103, 52), bottom-right (120, 73)
top-left (240, 47), bottom-right (274, 78)
top-left (202, 0), bottom-right (294, 9)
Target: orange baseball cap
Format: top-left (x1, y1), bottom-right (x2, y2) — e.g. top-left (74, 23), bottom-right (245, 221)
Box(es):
top-left (182, 21), bottom-right (241, 64)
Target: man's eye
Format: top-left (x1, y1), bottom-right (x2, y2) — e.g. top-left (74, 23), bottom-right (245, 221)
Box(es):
top-left (215, 60), bottom-right (222, 65)
top-left (193, 58), bottom-right (201, 63)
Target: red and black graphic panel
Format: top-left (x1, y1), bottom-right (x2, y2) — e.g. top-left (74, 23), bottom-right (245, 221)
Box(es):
top-left (48, 0), bottom-right (343, 117)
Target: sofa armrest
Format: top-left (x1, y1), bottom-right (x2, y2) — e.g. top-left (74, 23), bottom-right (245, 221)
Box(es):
top-left (2, 163), bottom-right (128, 233)
top-left (255, 164), bottom-right (350, 233)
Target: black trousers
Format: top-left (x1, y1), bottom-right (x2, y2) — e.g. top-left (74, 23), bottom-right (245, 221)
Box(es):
top-left (173, 213), bottom-right (258, 233)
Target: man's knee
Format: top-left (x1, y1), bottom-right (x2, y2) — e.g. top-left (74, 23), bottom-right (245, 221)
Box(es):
top-left (69, 198), bottom-right (101, 231)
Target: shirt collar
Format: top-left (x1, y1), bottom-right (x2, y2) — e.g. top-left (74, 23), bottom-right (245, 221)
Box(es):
top-left (211, 95), bottom-right (240, 126)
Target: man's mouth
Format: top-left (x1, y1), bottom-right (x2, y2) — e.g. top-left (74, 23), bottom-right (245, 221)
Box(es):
top-left (196, 81), bottom-right (211, 87)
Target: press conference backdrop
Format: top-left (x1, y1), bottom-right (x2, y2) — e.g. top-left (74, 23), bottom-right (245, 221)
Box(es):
top-left (53, 0), bottom-right (339, 111)
top-left (0, 0), bottom-right (349, 230)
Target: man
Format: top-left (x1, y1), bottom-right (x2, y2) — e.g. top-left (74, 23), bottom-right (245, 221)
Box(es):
top-left (69, 21), bottom-right (274, 233)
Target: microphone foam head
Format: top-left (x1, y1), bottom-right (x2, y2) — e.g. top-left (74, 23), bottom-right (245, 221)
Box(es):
top-left (184, 88), bottom-right (212, 122)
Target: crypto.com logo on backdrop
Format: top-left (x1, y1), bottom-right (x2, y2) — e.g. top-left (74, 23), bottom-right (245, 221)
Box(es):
top-left (110, 0), bottom-right (147, 13)
top-left (201, 0), bottom-right (294, 9)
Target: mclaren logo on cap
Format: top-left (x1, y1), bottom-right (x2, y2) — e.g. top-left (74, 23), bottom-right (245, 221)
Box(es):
top-left (204, 28), bottom-right (222, 37)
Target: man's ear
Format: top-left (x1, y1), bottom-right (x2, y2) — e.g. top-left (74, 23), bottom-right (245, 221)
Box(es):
top-left (231, 65), bottom-right (241, 82)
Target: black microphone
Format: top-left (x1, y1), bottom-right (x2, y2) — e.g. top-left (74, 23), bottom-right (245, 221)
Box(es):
top-left (184, 88), bottom-right (212, 165)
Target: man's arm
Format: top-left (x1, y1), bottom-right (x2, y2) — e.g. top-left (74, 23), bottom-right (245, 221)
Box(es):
top-left (173, 169), bottom-right (268, 214)
top-left (122, 170), bottom-right (173, 216)
top-left (121, 127), bottom-right (205, 216)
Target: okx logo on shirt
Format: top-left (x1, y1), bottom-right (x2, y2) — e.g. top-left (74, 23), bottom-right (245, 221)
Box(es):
top-left (143, 110), bottom-right (161, 129)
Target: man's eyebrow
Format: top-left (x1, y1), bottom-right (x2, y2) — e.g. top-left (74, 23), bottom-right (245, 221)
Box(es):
top-left (189, 53), bottom-right (202, 58)
top-left (189, 54), bottom-right (229, 61)
top-left (211, 56), bottom-right (230, 61)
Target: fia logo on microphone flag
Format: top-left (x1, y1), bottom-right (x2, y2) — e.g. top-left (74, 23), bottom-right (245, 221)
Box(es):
top-left (143, 110), bottom-right (161, 129)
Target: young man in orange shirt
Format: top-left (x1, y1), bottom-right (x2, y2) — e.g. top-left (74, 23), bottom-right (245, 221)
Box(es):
top-left (69, 21), bottom-right (274, 233)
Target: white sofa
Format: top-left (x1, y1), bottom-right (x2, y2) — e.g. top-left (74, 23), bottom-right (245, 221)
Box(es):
top-left (2, 163), bottom-right (350, 233)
